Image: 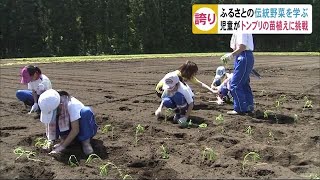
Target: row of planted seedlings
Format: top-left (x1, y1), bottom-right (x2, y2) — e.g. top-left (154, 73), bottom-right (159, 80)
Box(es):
top-left (260, 91), bottom-right (313, 124)
top-left (13, 138), bottom-right (133, 179)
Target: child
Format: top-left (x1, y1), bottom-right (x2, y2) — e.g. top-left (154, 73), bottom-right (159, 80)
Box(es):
top-left (155, 72), bottom-right (194, 128)
top-left (38, 89), bottom-right (98, 155)
top-left (155, 61), bottom-right (216, 98)
top-left (16, 65), bottom-right (52, 114)
top-left (211, 66), bottom-right (233, 105)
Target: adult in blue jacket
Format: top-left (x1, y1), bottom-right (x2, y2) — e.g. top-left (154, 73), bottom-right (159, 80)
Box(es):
top-left (221, 33), bottom-right (255, 115)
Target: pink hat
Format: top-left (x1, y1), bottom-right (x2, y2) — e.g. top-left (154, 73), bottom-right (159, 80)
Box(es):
top-left (20, 66), bottom-right (31, 84)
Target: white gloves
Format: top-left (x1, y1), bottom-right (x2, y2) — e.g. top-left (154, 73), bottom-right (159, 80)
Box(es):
top-left (155, 108), bottom-right (162, 117)
top-left (220, 53), bottom-right (234, 64)
top-left (28, 103), bottom-right (39, 114)
top-left (49, 144), bottom-right (65, 154)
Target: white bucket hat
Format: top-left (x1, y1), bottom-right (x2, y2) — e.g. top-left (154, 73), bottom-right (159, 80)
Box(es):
top-left (163, 72), bottom-right (179, 90)
top-left (215, 66), bottom-right (226, 79)
top-left (38, 89), bottom-right (60, 123)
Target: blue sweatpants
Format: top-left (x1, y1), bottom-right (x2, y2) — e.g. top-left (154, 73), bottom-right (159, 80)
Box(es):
top-left (58, 106), bottom-right (98, 142)
top-left (16, 90), bottom-right (34, 106)
top-left (230, 50), bottom-right (254, 113)
top-left (162, 92), bottom-right (189, 115)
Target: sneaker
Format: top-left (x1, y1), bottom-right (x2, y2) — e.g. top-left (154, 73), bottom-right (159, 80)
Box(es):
top-left (227, 110), bottom-right (246, 115)
top-left (82, 139), bottom-right (94, 155)
top-left (227, 110), bottom-right (239, 115)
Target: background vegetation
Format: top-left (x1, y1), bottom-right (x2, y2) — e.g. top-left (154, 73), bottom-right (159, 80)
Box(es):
top-left (1, 0), bottom-right (319, 58)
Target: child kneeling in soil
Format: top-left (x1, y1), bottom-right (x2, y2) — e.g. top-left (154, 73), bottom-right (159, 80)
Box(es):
top-left (155, 72), bottom-right (194, 128)
top-left (211, 66), bottom-right (233, 105)
top-left (38, 89), bottom-right (98, 155)
top-left (16, 65), bottom-right (52, 114)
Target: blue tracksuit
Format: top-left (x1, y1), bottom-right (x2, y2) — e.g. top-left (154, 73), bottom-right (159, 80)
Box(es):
top-left (16, 90), bottom-right (35, 106)
top-left (230, 50), bottom-right (254, 112)
top-left (162, 92), bottom-right (189, 115)
top-left (57, 106), bottom-right (98, 142)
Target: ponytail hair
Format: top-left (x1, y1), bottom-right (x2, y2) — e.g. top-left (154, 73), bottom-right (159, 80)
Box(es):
top-left (56, 90), bottom-right (71, 99)
top-left (26, 65), bottom-right (42, 76)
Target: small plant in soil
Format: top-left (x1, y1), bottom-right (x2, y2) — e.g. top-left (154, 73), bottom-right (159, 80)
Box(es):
top-left (303, 96), bottom-right (313, 110)
top-left (264, 109), bottom-right (279, 123)
top-left (263, 109), bottom-right (273, 118)
top-left (164, 108), bottom-right (174, 122)
top-left (100, 161), bottom-right (132, 179)
top-left (68, 155), bottom-right (79, 167)
top-left (275, 95), bottom-right (286, 109)
top-left (102, 124), bottom-right (114, 140)
top-left (215, 114), bottom-right (224, 125)
top-left (135, 124), bottom-right (145, 146)
top-left (245, 126), bottom-right (254, 136)
top-left (215, 114), bottom-right (225, 133)
top-left (268, 130), bottom-right (274, 139)
top-left (85, 153), bottom-right (102, 164)
top-left (242, 151), bottom-right (261, 171)
top-left (34, 137), bottom-right (52, 149)
top-left (198, 123), bottom-right (207, 128)
top-left (267, 130), bottom-right (274, 144)
top-left (160, 145), bottom-right (169, 159)
top-left (13, 147), bottom-right (43, 162)
top-left (202, 147), bottom-right (217, 162)
top-left (309, 173), bottom-right (320, 179)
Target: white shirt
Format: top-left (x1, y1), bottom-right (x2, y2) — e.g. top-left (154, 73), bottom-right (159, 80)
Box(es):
top-left (68, 97), bottom-right (85, 122)
top-left (177, 82), bottom-right (194, 104)
top-left (230, 33), bottom-right (254, 51)
top-left (28, 74), bottom-right (52, 95)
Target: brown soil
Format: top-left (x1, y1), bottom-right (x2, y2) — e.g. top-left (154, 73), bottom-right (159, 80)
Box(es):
top-left (0, 56), bottom-right (319, 179)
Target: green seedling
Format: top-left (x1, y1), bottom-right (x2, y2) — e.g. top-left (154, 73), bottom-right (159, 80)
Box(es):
top-left (263, 110), bottom-right (272, 118)
top-left (99, 161), bottom-right (132, 179)
top-left (160, 145), bottom-right (169, 159)
top-left (13, 147), bottom-right (43, 162)
top-left (198, 123), bottom-right (208, 128)
top-left (268, 130), bottom-right (274, 139)
top-left (202, 147), bottom-right (217, 162)
top-left (34, 137), bottom-right (52, 149)
top-left (215, 114), bottom-right (225, 133)
top-left (264, 109), bottom-right (278, 123)
top-left (85, 153), bottom-right (102, 164)
top-left (275, 95), bottom-right (286, 108)
top-left (242, 151), bottom-right (261, 171)
top-left (164, 108), bottom-right (174, 122)
top-left (68, 155), bottom-right (79, 167)
top-left (102, 124), bottom-right (114, 140)
top-left (215, 114), bottom-right (224, 125)
top-left (309, 173), bottom-right (320, 179)
top-left (135, 124), bottom-right (145, 145)
top-left (303, 96), bottom-right (313, 110)
top-left (100, 163), bottom-right (112, 176)
top-left (245, 126), bottom-right (254, 136)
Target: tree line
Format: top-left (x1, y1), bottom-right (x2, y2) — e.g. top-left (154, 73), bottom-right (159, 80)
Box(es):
top-left (0, 0), bottom-right (319, 58)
